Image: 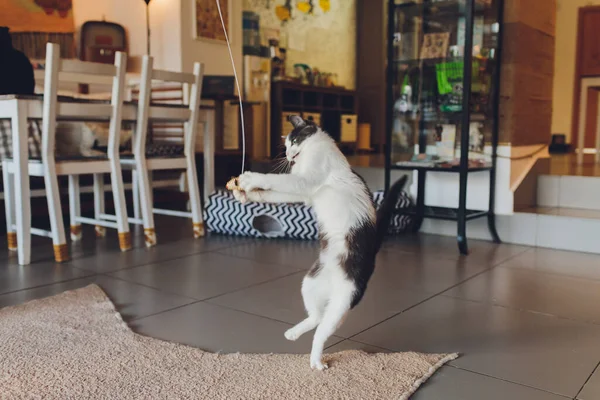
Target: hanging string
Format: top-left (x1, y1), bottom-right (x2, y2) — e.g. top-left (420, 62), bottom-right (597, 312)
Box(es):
top-left (216, 0), bottom-right (246, 175)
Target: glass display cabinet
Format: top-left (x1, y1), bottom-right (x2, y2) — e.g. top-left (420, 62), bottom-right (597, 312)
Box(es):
top-left (384, 0), bottom-right (504, 254)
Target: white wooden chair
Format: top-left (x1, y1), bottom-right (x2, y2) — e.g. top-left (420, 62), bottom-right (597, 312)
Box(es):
top-left (102, 55), bottom-right (204, 247)
top-left (2, 42), bottom-right (132, 262)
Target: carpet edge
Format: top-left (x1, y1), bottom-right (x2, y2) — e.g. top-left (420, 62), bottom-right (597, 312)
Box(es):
top-left (398, 352), bottom-right (459, 400)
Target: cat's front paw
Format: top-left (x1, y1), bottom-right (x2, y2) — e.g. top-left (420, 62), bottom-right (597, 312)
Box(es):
top-left (239, 172), bottom-right (270, 192)
top-left (232, 189), bottom-right (248, 204)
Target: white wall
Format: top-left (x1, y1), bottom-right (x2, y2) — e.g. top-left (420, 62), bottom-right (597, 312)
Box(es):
top-left (244, 0), bottom-right (357, 90)
top-left (179, 0), bottom-right (243, 77)
top-left (72, 0), bottom-right (181, 70)
top-left (149, 0), bottom-right (183, 71)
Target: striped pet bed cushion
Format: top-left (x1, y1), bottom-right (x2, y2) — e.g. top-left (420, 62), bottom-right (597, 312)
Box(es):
top-left (205, 190), bottom-right (413, 240)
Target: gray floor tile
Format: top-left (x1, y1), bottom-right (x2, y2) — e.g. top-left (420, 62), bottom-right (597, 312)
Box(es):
top-left (375, 249), bottom-right (492, 294)
top-left (353, 296), bottom-right (600, 397)
top-left (0, 261), bottom-right (93, 295)
top-left (499, 248), bottom-right (600, 280)
top-left (2, 245), bottom-right (58, 266)
top-left (0, 275), bottom-right (195, 321)
top-left (579, 365), bottom-right (600, 400)
top-left (209, 270), bottom-right (433, 338)
top-left (69, 247), bottom-right (174, 274)
top-left (413, 367), bottom-right (569, 400)
top-left (111, 252), bottom-right (303, 300)
top-left (383, 234), bottom-right (530, 265)
top-left (216, 239), bottom-right (319, 269)
top-left (445, 267), bottom-right (600, 323)
top-left (131, 301), bottom-right (343, 354)
top-left (70, 235), bottom-right (253, 274)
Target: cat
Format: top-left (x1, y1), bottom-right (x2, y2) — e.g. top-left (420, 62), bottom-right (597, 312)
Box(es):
top-left (233, 115), bottom-right (408, 370)
top-left (54, 122), bottom-right (133, 157)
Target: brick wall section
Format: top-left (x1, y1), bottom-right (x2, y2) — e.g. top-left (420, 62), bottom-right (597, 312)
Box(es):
top-left (499, 0), bottom-right (556, 145)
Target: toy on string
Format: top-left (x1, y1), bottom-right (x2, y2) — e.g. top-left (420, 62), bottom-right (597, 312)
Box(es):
top-left (225, 177), bottom-right (242, 192)
top-left (215, 0), bottom-right (246, 177)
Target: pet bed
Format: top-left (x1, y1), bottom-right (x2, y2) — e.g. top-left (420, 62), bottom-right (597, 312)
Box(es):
top-left (205, 190), bottom-right (413, 239)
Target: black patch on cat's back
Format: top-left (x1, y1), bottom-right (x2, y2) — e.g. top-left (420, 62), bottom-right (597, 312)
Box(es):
top-left (351, 170), bottom-right (376, 209)
top-left (342, 218), bottom-right (378, 309)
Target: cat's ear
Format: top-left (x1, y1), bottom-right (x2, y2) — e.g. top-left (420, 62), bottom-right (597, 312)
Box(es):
top-left (287, 115), bottom-right (306, 129)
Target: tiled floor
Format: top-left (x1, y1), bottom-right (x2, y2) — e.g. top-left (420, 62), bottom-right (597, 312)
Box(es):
top-left (2, 220), bottom-right (600, 399)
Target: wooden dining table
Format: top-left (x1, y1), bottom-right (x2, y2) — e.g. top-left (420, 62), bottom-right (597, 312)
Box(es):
top-left (0, 94), bottom-right (216, 265)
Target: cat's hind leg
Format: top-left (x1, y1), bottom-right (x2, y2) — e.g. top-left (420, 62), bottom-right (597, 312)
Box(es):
top-left (309, 279), bottom-right (354, 370)
top-left (284, 266), bottom-right (327, 341)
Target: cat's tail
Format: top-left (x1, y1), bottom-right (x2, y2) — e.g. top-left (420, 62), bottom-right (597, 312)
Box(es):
top-left (375, 175), bottom-right (409, 252)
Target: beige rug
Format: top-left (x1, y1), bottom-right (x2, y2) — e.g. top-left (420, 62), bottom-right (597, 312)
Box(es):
top-left (0, 285), bottom-right (457, 399)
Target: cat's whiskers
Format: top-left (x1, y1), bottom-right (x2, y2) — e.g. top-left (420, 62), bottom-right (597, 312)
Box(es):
top-left (271, 151), bottom-right (289, 175)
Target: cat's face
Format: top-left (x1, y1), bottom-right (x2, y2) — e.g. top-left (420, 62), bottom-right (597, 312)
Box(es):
top-left (284, 115), bottom-right (318, 162)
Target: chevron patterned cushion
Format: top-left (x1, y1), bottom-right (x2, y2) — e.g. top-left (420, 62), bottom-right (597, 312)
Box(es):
top-left (205, 190), bottom-right (413, 239)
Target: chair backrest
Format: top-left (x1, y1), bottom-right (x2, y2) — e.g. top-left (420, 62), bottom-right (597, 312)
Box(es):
top-left (134, 56), bottom-right (204, 158)
top-left (41, 42), bottom-right (127, 161)
top-left (131, 83), bottom-right (186, 145)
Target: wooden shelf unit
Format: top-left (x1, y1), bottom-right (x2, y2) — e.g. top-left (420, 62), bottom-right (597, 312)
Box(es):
top-left (270, 81), bottom-right (358, 158)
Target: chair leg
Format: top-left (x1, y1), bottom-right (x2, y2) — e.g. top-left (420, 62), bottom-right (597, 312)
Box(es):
top-left (43, 163), bottom-right (69, 263)
top-left (180, 172), bottom-right (191, 211)
top-left (11, 106), bottom-right (31, 265)
top-left (109, 163), bottom-right (131, 252)
top-left (132, 170), bottom-right (142, 221)
top-left (186, 156), bottom-right (204, 238)
top-left (2, 162), bottom-right (17, 251)
top-left (68, 175), bottom-right (82, 242)
top-left (136, 162), bottom-right (157, 248)
top-left (93, 173), bottom-right (106, 238)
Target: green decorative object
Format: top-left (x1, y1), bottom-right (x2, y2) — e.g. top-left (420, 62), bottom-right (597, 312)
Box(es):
top-left (436, 61), bottom-right (480, 112)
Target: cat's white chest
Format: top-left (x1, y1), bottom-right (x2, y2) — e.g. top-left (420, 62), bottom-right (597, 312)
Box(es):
top-left (312, 186), bottom-right (357, 235)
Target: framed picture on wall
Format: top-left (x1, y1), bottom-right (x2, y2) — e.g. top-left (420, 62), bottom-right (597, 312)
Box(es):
top-left (193, 0), bottom-right (231, 43)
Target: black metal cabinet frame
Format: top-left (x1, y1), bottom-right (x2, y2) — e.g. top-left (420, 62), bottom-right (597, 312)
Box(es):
top-left (384, 0), bottom-right (504, 254)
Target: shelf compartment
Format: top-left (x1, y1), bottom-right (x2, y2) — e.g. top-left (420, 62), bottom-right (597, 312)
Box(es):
top-left (282, 89), bottom-right (302, 106)
top-left (303, 91), bottom-right (321, 108)
top-left (340, 95), bottom-right (356, 111)
top-left (323, 93), bottom-right (340, 109)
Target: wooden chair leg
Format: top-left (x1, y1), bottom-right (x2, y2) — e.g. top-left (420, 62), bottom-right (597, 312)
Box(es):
top-left (186, 156), bottom-right (204, 239)
top-left (109, 163), bottom-right (131, 252)
top-left (135, 161), bottom-right (157, 248)
top-left (43, 162), bottom-right (69, 263)
top-left (2, 161), bottom-right (17, 251)
top-left (68, 175), bottom-right (82, 242)
top-left (180, 172), bottom-right (191, 211)
top-left (11, 104), bottom-right (31, 265)
top-left (93, 173), bottom-right (106, 238)
top-left (132, 170), bottom-right (142, 220)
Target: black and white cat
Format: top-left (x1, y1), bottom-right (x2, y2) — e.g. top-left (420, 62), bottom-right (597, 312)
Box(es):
top-left (233, 115), bottom-right (407, 370)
